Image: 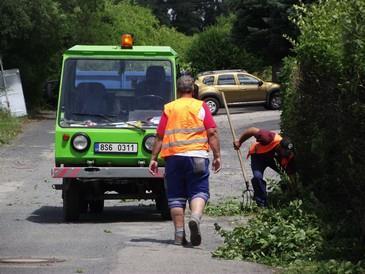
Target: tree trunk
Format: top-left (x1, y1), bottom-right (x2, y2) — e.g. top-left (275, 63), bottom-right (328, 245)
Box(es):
top-left (271, 62), bottom-right (282, 83)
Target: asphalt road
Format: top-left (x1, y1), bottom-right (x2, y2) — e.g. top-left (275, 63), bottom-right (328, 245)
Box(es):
top-left (0, 104), bottom-right (279, 274)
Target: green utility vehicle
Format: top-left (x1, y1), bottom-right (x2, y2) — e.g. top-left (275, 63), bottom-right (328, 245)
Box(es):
top-left (51, 35), bottom-right (177, 221)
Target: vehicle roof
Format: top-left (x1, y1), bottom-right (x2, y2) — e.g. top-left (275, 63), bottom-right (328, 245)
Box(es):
top-left (64, 45), bottom-right (178, 57)
top-left (197, 69), bottom-right (247, 77)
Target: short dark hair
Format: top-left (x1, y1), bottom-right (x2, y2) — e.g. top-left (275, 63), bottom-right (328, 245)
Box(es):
top-left (177, 75), bottom-right (194, 94)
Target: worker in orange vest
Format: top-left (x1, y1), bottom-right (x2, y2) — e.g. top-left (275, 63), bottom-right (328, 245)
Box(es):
top-left (149, 75), bottom-right (221, 246)
top-left (233, 127), bottom-right (295, 207)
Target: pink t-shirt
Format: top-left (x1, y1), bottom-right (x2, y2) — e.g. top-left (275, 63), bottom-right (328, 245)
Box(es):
top-left (157, 102), bottom-right (216, 137)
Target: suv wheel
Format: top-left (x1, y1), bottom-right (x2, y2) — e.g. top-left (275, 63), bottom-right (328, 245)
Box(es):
top-left (268, 91), bottom-right (281, 110)
top-left (204, 97), bottom-right (219, 115)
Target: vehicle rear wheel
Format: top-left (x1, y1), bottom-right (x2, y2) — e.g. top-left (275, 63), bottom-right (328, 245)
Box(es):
top-left (204, 97), bottom-right (219, 115)
top-left (156, 188), bottom-right (171, 220)
top-left (89, 200), bottom-right (104, 214)
top-left (268, 91), bottom-right (281, 110)
top-left (63, 179), bottom-right (80, 222)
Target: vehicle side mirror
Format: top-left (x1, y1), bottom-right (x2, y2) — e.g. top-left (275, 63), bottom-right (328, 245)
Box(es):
top-left (258, 80), bottom-right (263, 86)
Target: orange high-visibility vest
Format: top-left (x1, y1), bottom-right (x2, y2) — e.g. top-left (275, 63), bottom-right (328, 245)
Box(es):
top-left (247, 133), bottom-right (282, 158)
top-left (161, 98), bottom-right (209, 158)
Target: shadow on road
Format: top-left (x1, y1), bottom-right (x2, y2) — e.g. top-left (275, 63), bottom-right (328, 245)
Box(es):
top-left (130, 238), bottom-right (175, 245)
top-left (130, 238), bottom-right (196, 248)
top-left (27, 205), bottom-right (168, 224)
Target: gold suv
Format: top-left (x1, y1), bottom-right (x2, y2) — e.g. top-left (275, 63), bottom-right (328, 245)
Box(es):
top-left (195, 69), bottom-right (281, 115)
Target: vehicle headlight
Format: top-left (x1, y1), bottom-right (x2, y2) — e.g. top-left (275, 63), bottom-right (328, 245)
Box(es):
top-left (71, 133), bottom-right (90, 152)
top-left (143, 135), bottom-right (156, 152)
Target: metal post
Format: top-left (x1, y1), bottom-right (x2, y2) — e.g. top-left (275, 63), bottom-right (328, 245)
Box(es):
top-left (0, 56), bottom-right (10, 109)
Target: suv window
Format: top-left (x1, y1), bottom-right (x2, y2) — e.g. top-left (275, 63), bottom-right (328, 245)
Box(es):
top-left (217, 74), bottom-right (236, 85)
top-left (238, 74), bottom-right (259, 85)
top-left (203, 76), bottom-right (214, 85)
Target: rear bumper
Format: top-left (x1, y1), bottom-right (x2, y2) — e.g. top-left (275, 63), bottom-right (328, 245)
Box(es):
top-left (51, 166), bottom-right (165, 178)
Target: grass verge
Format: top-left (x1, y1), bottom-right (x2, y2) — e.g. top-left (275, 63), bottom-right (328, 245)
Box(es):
top-left (205, 197), bottom-right (261, 217)
top-left (0, 110), bottom-right (23, 145)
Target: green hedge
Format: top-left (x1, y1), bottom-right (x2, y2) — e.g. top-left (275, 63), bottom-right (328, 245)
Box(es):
top-left (281, 0), bottom-right (365, 241)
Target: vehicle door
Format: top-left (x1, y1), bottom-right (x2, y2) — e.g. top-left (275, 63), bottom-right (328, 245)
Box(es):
top-left (237, 74), bottom-right (266, 102)
top-left (216, 74), bottom-right (241, 103)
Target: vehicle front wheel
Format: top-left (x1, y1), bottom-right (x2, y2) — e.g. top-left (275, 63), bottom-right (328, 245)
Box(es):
top-left (267, 91), bottom-right (281, 110)
top-left (63, 179), bottom-right (80, 222)
top-left (204, 97), bottom-right (219, 115)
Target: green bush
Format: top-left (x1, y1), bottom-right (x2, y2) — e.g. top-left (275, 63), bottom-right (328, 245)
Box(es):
top-left (213, 200), bottom-right (323, 266)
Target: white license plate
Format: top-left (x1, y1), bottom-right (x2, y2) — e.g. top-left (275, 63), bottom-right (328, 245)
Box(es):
top-left (94, 143), bottom-right (137, 153)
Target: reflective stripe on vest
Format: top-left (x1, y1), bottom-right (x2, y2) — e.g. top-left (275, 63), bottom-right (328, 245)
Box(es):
top-left (247, 133), bottom-right (282, 158)
top-left (165, 126), bottom-right (206, 135)
top-left (161, 98), bottom-right (209, 158)
top-left (161, 138), bottom-right (208, 149)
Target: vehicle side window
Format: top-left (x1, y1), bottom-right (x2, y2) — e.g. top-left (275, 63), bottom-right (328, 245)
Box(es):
top-left (238, 74), bottom-right (259, 85)
top-left (217, 74), bottom-right (235, 85)
top-left (203, 76), bottom-right (214, 86)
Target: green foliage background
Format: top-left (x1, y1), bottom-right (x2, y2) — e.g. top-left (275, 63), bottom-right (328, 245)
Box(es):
top-left (186, 16), bottom-right (263, 75)
top-left (0, 0), bottom-right (192, 110)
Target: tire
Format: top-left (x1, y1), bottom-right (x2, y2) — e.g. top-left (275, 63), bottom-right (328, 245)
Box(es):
top-left (267, 91), bottom-right (281, 110)
top-left (79, 185), bottom-right (89, 214)
top-left (156, 192), bottom-right (171, 220)
top-left (203, 97), bottom-right (219, 115)
top-left (79, 199), bottom-right (89, 214)
top-left (89, 200), bottom-right (104, 214)
top-left (63, 179), bottom-right (80, 222)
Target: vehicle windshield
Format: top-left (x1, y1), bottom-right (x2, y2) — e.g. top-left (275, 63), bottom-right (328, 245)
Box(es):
top-left (59, 59), bottom-right (174, 128)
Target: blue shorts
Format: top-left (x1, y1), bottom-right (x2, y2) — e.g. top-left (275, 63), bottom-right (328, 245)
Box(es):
top-left (164, 156), bottom-right (210, 209)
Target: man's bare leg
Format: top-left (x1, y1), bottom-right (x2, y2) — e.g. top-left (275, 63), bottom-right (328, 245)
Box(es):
top-left (189, 197), bottom-right (206, 246)
top-left (170, 207), bottom-right (186, 245)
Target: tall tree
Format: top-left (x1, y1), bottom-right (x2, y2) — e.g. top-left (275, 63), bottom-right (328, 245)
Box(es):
top-left (136, 0), bottom-right (226, 35)
top-left (231, 0), bottom-right (313, 81)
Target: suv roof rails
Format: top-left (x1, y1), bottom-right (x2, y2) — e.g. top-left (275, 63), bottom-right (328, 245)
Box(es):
top-left (197, 69), bottom-right (247, 77)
